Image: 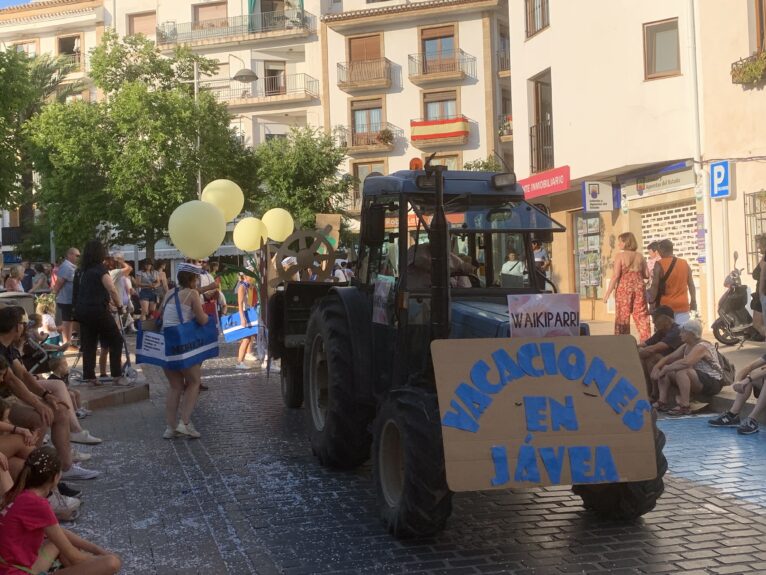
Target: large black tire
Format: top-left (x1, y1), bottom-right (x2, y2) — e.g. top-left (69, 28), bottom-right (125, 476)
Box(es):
top-left (713, 323), bottom-right (739, 346)
top-left (281, 351), bottom-right (303, 409)
top-left (372, 388), bottom-right (453, 538)
top-left (303, 295), bottom-right (373, 469)
top-left (572, 412), bottom-right (667, 520)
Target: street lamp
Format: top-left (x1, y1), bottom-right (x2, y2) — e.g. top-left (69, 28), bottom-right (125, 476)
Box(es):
top-left (191, 56), bottom-right (258, 197)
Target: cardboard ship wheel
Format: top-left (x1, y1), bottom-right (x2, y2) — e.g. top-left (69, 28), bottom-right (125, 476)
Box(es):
top-left (275, 226), bottom-right (335, 282)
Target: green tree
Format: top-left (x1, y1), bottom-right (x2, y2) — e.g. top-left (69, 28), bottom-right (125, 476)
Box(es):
top-left (463, 156), bottom-right (504, 172)
top-left (254, 127), bottom-right (351, 229)
top-left (29, 32), bottom-right (257, 259)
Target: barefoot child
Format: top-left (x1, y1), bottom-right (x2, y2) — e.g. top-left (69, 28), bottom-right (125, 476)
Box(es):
top-left (0, 446), bottom-right (121, 575)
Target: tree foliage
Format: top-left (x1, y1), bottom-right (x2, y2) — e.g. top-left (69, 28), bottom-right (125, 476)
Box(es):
top-left (29, 33), bottom-right (257, 258)
top-left (254, 127), bottom-right (351, 229)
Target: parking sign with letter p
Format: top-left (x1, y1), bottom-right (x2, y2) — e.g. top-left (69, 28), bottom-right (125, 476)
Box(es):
top-left (710, 160), bottom-right (731, 199)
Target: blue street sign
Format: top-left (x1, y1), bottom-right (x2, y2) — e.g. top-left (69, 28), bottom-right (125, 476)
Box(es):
top-left (710, 160), bottom-right (731, 199)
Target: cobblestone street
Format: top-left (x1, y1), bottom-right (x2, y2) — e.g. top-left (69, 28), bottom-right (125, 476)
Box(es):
top-left (56, 343), bottom-right (766, 575)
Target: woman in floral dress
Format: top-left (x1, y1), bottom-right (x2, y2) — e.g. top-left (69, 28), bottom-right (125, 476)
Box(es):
top-left (603, 232), bottom-right (651, 342)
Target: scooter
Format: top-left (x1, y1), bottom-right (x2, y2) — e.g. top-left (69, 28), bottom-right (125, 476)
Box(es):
top-left (711, 250), bottom-right (762, 346)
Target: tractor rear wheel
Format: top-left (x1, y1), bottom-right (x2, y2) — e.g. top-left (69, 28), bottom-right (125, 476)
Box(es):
top-left (281, 351), bottom-right (303, 408)
top-left (303, 295), bottom-right (373, 469)
top-left (572, 412), bottom-right (667, 520)
top-left (372, 388), bottom-right (453, 537)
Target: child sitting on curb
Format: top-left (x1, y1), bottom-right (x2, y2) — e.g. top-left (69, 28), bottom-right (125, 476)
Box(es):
top-left (709, 354), bottom-right (766, 434)
top-left (0, 446), bottom-right (121, 575)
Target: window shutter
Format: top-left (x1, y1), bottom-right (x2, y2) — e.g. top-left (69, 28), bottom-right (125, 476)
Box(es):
top-left (351, 98), bottom-right (383, 111)
top-left (349, 35), bottom-right (380, 61)
top-left (423, 90), bottom-right (456, 103)
top-left (129, 12), bottom-right (157, 36)
top-left (194, 2), bottom-right (228, 22)
top-left (421, 25), bottom-right (454, 40)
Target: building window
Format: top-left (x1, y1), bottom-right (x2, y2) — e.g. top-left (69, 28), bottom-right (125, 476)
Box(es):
top-left (353, 161), bottom-right (385, 206)
top-left (757, 0), bottom-right (766, 51)
top-left (261, 0), bottom-right (285, 12)
top-left (644, 18), bottom-right (680, 79)
top-left (745, 192), bottom-right (766, 272)
top-left (429, 155), bottom-right (459, 170)
top-left (421, 25), bottom-right (456, 73)
top-left (265, 133), bottom-right (287, 142)
top-left (193, 1), bottom-right (227, 25)
top-left (423, 90), bottom-right (457, 120)
top-left (530, 70), bottom-right (553, 173)
top-left (128, 12), bottom-right (157, 37)
top-left (351, 99), bottom-right (383, 146)
top-left (12, 41), bottom-right (37, 57)
top-left (525, 0), bottom-right (549, 38)
top-left (57, 35), bottom-right (81, 70)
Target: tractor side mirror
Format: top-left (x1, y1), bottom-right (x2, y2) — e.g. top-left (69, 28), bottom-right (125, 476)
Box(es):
top-left (362, 204), bottom-right (386, 247)
top-left (532, 203), bottom-right (554, 244)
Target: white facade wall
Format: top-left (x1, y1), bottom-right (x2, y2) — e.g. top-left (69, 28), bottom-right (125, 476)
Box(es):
top-left (509, 0), bottom-right (696, 181)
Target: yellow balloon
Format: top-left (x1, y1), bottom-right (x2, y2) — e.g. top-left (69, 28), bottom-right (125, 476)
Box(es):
top-left (262, 208), bottom-right (294, 242)
top-left (201, 179), bottom-right (244, 222)
top-left (168, 200), bottom-right (226, 260)
top-left (233, 217), bottom-right (268, 251)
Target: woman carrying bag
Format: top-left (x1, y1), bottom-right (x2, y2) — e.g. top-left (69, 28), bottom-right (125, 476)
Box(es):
top-left (161, 263), bottom-right (210, 440)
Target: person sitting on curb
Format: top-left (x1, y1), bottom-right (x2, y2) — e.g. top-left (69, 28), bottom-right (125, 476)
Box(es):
top-left (0, 306), bottom-right (99, 482)
top-left (652, 319), bottom-right (725, 416)
top-left (639, 305), bottom-right (683, 402)
top-left (709, 355), bottom-right (766, 434)
top-left (0, 446), bottom-right (121, 575)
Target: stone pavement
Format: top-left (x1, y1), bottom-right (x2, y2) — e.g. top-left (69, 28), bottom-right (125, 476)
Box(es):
top-left (61, 342), bottom-right (766, 575)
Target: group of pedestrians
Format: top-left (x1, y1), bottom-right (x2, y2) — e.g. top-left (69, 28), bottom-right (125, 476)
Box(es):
top-left (2, 261), bottom-right (51, 294)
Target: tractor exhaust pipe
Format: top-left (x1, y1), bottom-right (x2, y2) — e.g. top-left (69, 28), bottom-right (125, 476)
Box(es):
top-left (429, 164), bottom-right (450, 341)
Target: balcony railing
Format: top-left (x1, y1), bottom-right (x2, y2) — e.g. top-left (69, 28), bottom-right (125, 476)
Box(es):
top-left (1, 227), bottom-right (22, 246)
top-left (156, 9), bottom-right (315, 44)
top-left (498, 114), bottom-right (513, 140)
top-left (410, 114), bottom-right (470, 148)
top-left (337, 122), bottom-right (402, 151)
top-left (408, 49), bottom-right (476, 80)
top-left (497, 50), bottom-right (510, 74)
top-left (530, 121), bottom-right (554, 173)
top-left (59, 52), bottom-right (82, 72)
top-left (202, 73), bottom-right (319, 102)
top-left (337, 58), bottom-right (392, 90)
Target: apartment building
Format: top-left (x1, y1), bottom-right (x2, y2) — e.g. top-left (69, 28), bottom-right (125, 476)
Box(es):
top-left (114, 0), bottom-right (323, 147)
top-left (0, 0), bottom-right (106, 263)
top-left (321, 0), bottom-right (513, 213)
top-left (509, 0), bottom-right (766, 324)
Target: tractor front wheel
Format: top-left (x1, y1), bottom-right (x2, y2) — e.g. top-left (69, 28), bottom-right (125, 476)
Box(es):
top-left (373, 388), bottom-right (453, 538)
top-left (303, 295), bottom-right (373, 469)
top-left (572, 413), bottom-right (667, 520)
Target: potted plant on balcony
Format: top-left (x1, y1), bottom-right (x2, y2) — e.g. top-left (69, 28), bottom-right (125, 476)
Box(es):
top-left (376, 128), bottom-right (394, 146)
top-left (731, 51), bottom-right (766, 85)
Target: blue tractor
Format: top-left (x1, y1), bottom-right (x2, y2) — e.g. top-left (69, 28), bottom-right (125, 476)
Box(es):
top-left (269, 164), bottom-right (667, 537)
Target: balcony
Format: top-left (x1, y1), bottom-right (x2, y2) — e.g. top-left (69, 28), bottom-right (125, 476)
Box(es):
top-left (337, 122), bottom-right (402, 154)
top-left (497, 50), bottom-right (510, 77)
top-left (2, 227), bottom-right (22, 246)
top-left (408, 49), bottom-right (476, 85)
top-left (530, 121), bottom-right (554, 174)
top-left (337, 58), bottom-right (392, 92)
top-left (156, 9), bottom-right (316, 48)
top-left (59, 52), bottom-right (83, 72)
top-left (410, 115), bottom-right (470, 149)
top-left (202, 73), bottom-right (319, 108)
top-left (731, 51), bottom-right (766, 85)
top-left (498, 114), bottom-right (513, 143)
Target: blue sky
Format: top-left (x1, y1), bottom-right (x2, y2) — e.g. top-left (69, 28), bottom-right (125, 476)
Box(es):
top-left (0, 0), bottom-right (29, 8)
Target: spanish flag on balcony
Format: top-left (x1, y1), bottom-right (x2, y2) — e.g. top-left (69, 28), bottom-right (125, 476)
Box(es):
top-left (410, 116), bottom-right (469, 141)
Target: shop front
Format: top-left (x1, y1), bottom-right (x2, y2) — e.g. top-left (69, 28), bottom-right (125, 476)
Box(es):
top-left (521, 162), bottom-right (701, 323)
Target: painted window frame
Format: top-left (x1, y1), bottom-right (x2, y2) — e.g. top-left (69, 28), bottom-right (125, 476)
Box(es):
top-left (643, 18), bottom-right (681, 80)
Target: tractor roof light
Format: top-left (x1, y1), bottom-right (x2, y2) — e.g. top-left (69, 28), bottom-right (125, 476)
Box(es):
top-left (492, 173), bottom-right (517, 190)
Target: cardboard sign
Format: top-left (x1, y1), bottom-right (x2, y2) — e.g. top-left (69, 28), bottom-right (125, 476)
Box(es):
top-left (507, 294), bottom-right (580, 337)
top-left (431, 336), bottom-right (657, 492)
